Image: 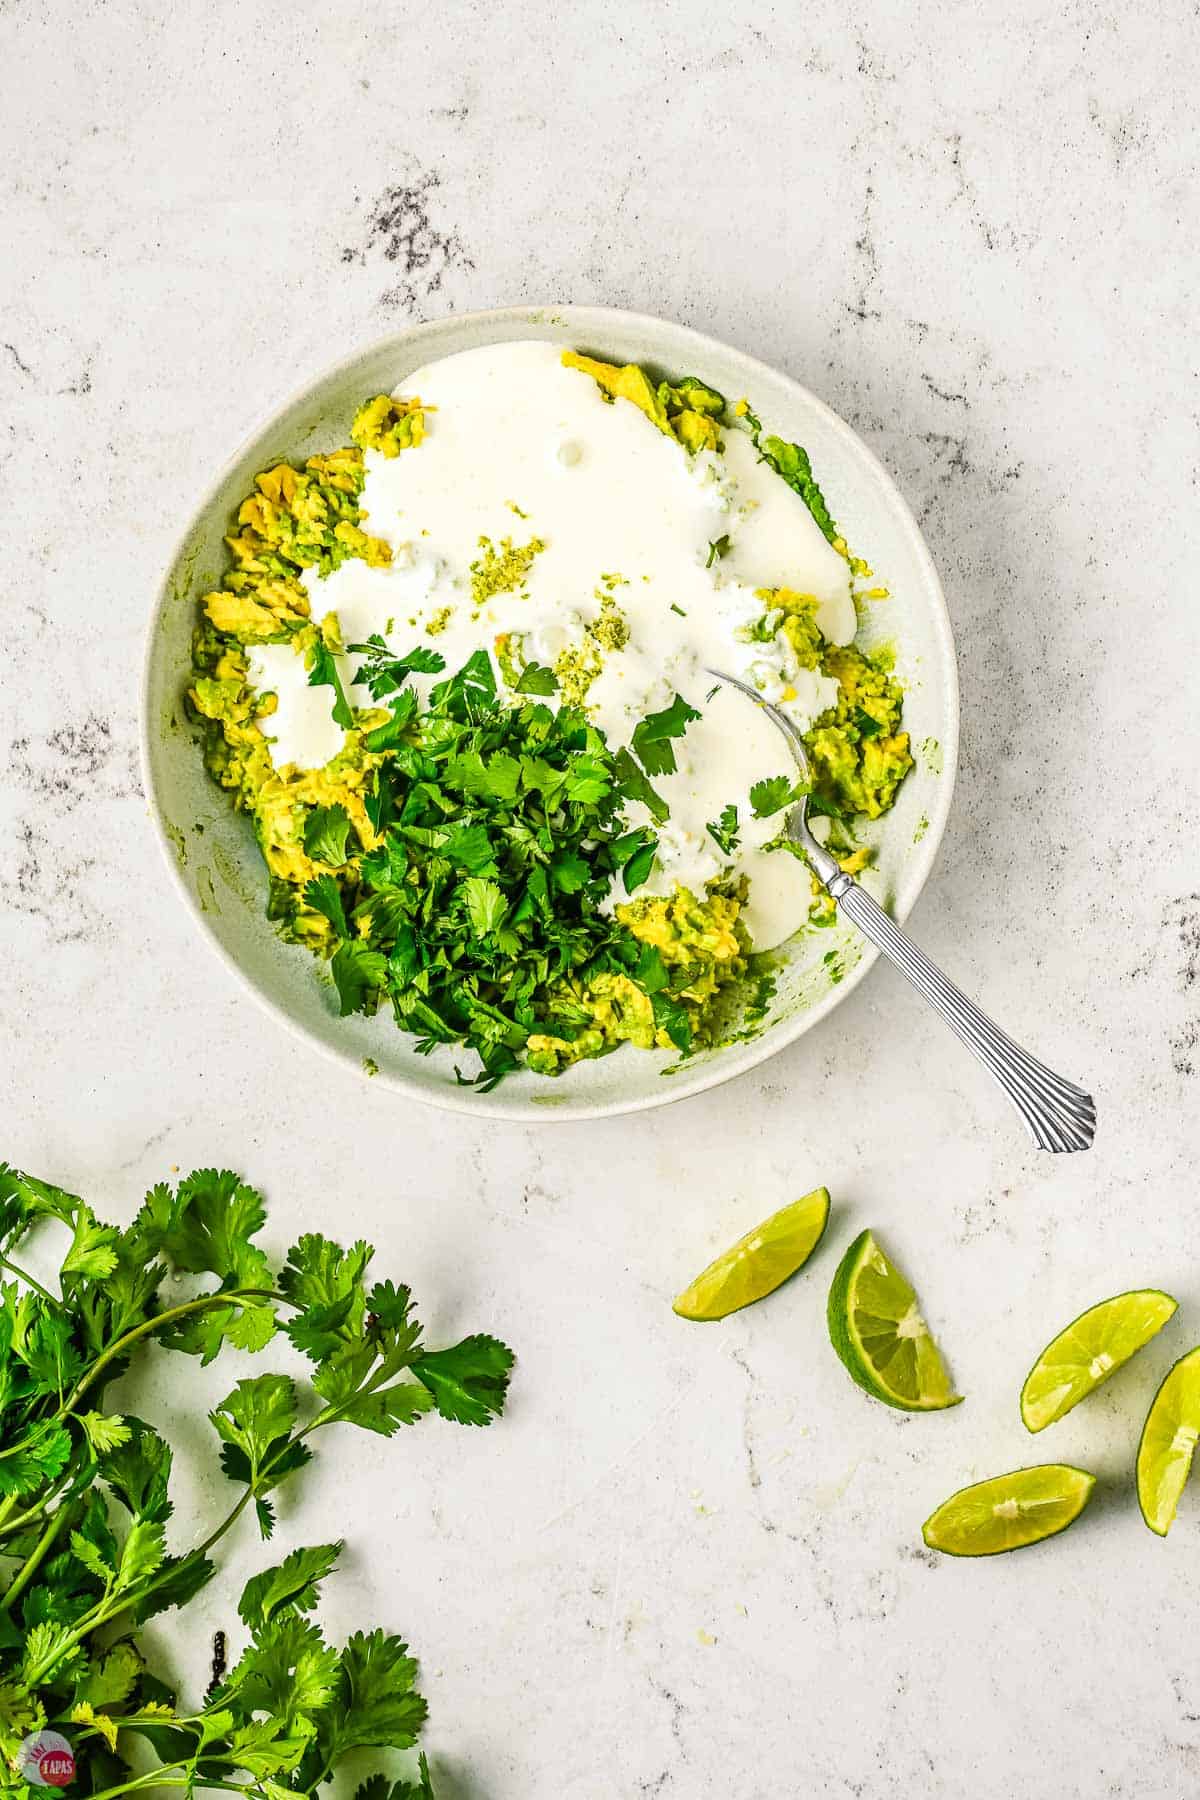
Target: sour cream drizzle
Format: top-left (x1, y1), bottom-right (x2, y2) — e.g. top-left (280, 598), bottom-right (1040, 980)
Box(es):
top-left (247, 340), bottom-right (857, 951)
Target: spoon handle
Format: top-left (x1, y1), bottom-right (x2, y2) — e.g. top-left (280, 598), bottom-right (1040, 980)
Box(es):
top-left (828, 873), bottom-right (1096, 1153)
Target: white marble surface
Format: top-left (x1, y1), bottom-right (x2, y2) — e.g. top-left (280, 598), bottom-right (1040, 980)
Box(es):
top-left (2, 1), bottom-right (1198, 1794)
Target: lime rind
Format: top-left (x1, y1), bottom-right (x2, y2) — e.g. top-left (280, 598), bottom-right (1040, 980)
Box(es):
top-left (672, 1186), bottom-right (830, 1322)
top-left (922, 1464), bottom-right (1096, 1556)
top-left (827, 1229), bottom-right (960, 1412)
top-left (1020, 1289), bottom-right (1178, 1433)
top-left (1136, 1345), bottom-right (1200, 1536)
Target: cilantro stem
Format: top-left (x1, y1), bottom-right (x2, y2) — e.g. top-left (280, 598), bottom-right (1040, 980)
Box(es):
top-left (87, 1779), bottom-right (256, 1799)
top-left (1, 1495), bottom-right (76, 1611)
top-left (0, 1287), bottom-right (279, 1465)
top-left (82, 1765), bottom-right (193, 1799)
top-left (0, 1470), bottom-right (75, 1542)
top-left (0, 1254), bottom-right (60, 1308)
top-left (57, 1287), bottom-right (280, 1421)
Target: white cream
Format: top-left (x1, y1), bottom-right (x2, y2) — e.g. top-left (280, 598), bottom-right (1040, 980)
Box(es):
top-left (246, 340), bottom-right (858, 951)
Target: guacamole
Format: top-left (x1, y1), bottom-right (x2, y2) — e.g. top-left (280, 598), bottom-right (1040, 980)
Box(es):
top-left (187, 350), bottom-right (912, 1085)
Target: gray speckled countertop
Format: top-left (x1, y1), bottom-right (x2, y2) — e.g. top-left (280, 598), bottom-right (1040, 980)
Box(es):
top-left (2, 3), bottom-right (1198, 1795)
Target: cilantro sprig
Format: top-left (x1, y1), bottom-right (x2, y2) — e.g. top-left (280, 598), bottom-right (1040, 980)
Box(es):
top-left (706, 803), bottom-right (740, 856)
top-left (0, 1163), bottom-right (513, 1797)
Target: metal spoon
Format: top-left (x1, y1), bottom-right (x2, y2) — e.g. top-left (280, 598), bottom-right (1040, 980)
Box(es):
top-left (708, 669), bottom-right (1096, 1152)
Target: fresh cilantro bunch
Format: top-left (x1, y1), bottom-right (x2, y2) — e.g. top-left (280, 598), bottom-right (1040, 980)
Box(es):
top-left (305, 644), bottom-right (701, 1088)
top-left (0, 1163), bottom-right (513, 1798)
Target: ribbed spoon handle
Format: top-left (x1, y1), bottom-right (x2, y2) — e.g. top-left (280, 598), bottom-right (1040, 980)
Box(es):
top-left (830, 875), bottom-right (1096, 1153)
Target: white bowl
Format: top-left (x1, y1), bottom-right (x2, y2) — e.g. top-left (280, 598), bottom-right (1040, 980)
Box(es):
top-left (142, 305), bottom-right (958, 1121)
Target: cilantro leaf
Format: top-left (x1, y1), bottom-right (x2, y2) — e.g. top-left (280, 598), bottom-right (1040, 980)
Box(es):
top-left (303, 804), bottom-right (353, 867)
top-left (100, 1418), bottom-right (174, 1521)
top-left (330, 941), bottom-right (388, 1016)
top-left (430, 647), bottom-right (497, 715)
top-left (650, 989), bottom-right (693, 1053)
top-left (357, 1755), bottom-right (436, 1800)
top-left (222, 1609), bottom-right (340, 1736)
top-left (514, 662), bottom-right (558, 695)
top-left (210, 1374), bottom-right (298, 1480)
top-left (622, 839), bottom-right (657, 893)
top-left (0, 1424), bottom-right (72, 1499)
top-left (115, 1516), bottom-right (167, 1594)
top-left (634, 944), bottom-right (670, 994)
top-left (564, 754), bottom-right (612, 806)
top-left (279, 1234), bottom-right (370, 1360)
top-left (613, 748), bottom-right (669, 824)
top-left (411, 1335), bottom-right (514, 1426)
top-left (73, 1642), bottom-right (144, 1710)
top-left (549, 852), bottom-right (589, 894)
top-left (707, 801), bottom-right (740, 855)
top-left (749, 775), bottom-right (801, 819)
top-left (853, 704), bottom-right (884, 739)
top-left (364, 685), bottom-right (418, 755)
top-left (135, 1169), bottom-right (272, 1292)
top-left (630, 692), bottom-right (701, 777)
top-left (304, 873), bottom-right (349, 938)
top-left (238, 1542), bottom-right (343, 1630)
top-left (307, 640), bottom-right (355, 730)
top-left (61, 1205), bottom-right (120, 1285)
top-left (327, 1383), bottom-right (433, 1436)
top-left (463, 877), bottom-right (507, 938)
top-left (442, 822), bottom-right (498, 876)
top-left (755, 432), bottom-right (840, 546)
top-left (304, 1629), bottom-right (427, 1769)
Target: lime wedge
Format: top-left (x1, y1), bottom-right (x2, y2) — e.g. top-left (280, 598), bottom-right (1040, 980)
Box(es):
top-left (1020, 1289), bottom-right (1177, 1432)
top-left (672, 1187), bottom-right (830, 1321)
top-left (826, 1229), bottom-right (960, 1411)
top-left (923, 1465), bottom-right (1096, 1556)
top-left (1136, 1346), bottom-right (1200, 1536)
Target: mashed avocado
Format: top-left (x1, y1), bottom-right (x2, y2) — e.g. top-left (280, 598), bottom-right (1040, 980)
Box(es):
top-left (561, 352), bottom-right (725, 454)
top-left (525, 890), bottom-right (748, 1074)
top-left (748, 589), bottom-right (913, 821)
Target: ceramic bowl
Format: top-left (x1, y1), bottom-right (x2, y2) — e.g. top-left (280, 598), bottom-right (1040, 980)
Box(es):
top-left (142, 304), bottom-right (958, 1120)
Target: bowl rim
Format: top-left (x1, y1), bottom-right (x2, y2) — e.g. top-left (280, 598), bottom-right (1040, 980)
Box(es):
top-left (140, 302), bottom-right (959, 1121)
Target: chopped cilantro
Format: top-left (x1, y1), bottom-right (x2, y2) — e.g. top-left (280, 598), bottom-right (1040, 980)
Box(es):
top-left (706, 534), bottom-right (731, 567)
top-left (309, 651), bottom-right (693, 1081)
top-left (707, 802), bottom-right (740, 856)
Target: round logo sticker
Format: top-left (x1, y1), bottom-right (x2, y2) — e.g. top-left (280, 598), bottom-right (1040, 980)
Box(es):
top-left (19, 1731), bottom-right (75, 1788)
